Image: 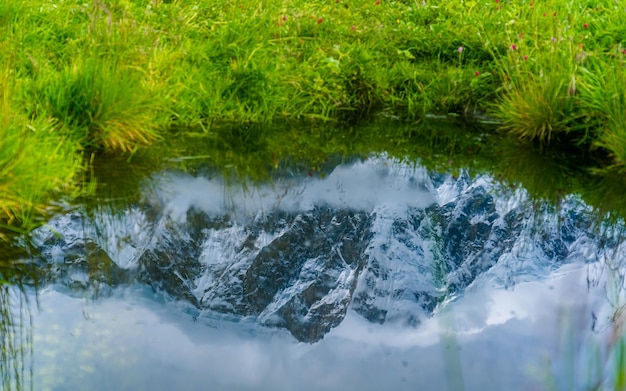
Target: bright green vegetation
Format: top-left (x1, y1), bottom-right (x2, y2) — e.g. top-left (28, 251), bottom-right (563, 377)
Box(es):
top-left (0, 58), bottom-right (82, 238)
top-left (2, 0), bottom-right (626, 230)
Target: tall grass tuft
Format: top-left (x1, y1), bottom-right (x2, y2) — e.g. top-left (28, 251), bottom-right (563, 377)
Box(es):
top-left (0, 63), bottom-right (81, 234)
top-left (491, 40), bottom-right (584, 145)
top-left (40, 58), bottom-right (163, 153)
top-left (578, 58), bottom-right (626, 169)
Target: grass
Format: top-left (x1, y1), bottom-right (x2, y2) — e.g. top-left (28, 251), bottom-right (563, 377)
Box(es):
top-left (578, 59), bottom-right (626, 168)
top-left (38, 57), bottom-right (164, 152)
top-left (2, 0), bottom-right (626, 232)
top-left (491, 41), bottom-right (583, 144)
top-left (0, 0), bottom-right (620, 128)
top-left (0, 55), bottom-right (82, 236)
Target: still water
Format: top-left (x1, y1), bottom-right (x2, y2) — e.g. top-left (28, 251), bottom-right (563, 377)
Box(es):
top-left (2, 124), bottom-right (625, 391)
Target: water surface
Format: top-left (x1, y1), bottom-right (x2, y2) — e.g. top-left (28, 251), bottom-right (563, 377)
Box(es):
top-left (2, 123), bottom-right (626, 391)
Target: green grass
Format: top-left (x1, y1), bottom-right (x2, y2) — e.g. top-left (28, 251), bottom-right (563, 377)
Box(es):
top-left (491, 41), bottom-right (583, 144)
top-left (3, 0), bottom-right (626, 232)
top-left (38, 57), bottom-right (164, 152)
top-left (0, 60), bottom-right (82, 236)
top-left (2, 0), bottom-right (623, 131)
top-left (578, 59), bottom-right (626, 168)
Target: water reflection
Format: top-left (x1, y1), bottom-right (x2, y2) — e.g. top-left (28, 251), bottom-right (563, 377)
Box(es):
top-left (2, 120), bottom-right (626, 389)
top-left (16, 261), bottom-right (625, 391)
top-left (0, 243), bottom-right (34, 391)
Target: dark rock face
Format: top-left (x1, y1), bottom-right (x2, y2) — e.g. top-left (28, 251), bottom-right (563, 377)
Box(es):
top-left (32, 164), bottom-right (607, 343)
top-left (241, 208), bottom-right (372, 342)
top-left (137, 208), bottom-right (212, 307)
top-left (133, 206), bottom-right (373, 342)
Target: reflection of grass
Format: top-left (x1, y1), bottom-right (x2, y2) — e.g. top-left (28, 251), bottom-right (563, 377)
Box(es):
top-left (0, 249), bottom-right (34, 391)
top-left (90, 119), bottom-right (626, 224)
top-left (579, 171), bottom-right (626, 224)
top-left (490, 138), bottom-right (585, 204)
top-left (537, 259), bottom-right (626, 391)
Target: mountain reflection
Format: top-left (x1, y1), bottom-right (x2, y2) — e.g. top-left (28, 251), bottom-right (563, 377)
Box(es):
top-left (0, 149), bottom-right (625, 389)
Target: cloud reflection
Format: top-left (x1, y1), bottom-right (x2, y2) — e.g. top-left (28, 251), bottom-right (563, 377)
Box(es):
top-left (28, 260), bottom-right (619, 391)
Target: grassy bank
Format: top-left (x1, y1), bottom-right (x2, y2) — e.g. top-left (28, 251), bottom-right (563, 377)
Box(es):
top-left (2, 0), bottom-right (626, 231)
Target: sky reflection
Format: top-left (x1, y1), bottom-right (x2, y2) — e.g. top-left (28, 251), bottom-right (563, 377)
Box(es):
top-left (27, 260), bottom-right (619, 391)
